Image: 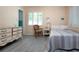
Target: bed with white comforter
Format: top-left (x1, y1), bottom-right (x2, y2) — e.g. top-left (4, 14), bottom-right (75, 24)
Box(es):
top-left (48, 25), bottom-right (79, 52)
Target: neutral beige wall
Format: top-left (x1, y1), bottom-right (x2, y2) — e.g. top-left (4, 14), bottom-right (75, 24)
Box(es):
top-left (23, 6), bottom-right (68, 35)
top-left (0, 8), bottom-right (4, 27)
top-left (0, 6), bottom-right (23, 28)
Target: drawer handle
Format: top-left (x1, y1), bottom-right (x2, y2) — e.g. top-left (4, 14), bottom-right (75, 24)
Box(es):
top-left (1, 35), bottom-right (6, 37)
top-left (1, 30), bottom-right (6, 32)
top-left (1, 40), bottom-right (6, 42)
top-left (1, 36), bottom-right (4, 37)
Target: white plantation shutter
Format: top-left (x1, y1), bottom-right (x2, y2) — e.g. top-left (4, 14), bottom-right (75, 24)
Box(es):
top-left (28, 12), bottom-right (43, 25)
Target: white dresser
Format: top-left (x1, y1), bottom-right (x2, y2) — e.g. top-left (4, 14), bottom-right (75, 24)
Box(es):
top-left (0, 27), bottom-right (22, 46)
top-left (12, 27), bottom-right (23, 40)
top-left (0, 28), bottom-right (12, 46)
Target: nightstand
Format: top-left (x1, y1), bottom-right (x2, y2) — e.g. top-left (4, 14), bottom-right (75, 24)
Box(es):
top-left (43, 29), bottom-right (50, 36)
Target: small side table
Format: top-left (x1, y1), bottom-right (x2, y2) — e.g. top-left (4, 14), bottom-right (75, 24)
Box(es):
top-left (43, 29), bottom-right (50, 36)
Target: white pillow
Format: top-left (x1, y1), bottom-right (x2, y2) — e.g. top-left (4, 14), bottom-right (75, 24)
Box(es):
top-left (60, 25), bottom-right (68, 30)
top-left (51, 25), bottom-right (68, 30)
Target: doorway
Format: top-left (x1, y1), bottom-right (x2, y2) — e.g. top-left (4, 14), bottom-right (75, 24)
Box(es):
top-left (18, 9), bottom-right (23, 27)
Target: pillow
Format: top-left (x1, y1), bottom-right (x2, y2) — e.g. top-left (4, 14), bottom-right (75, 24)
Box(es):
top-left (60, 25), bottom-right (68, 30)
top-left (51, 25), bottom-right (68, 30)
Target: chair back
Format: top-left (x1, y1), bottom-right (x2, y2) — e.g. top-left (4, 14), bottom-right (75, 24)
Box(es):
top-left (33, 25), bottom-right (39, 30)
top-left (33, 25), bottom-right (43, 37)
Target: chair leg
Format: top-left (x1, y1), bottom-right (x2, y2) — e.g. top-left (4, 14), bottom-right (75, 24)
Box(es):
top-left (34, 32), bottom-right (43, 37)
top-left (42, 32), bottom-right (43, 36)
top-left (34, 32), bottom-right (37, 38)
top-left (35, 33), bottom-right (37, 37)
top-left (39, 31), bottom-right (43, 37)
top-left (35, 32), bottom-right (38, 38)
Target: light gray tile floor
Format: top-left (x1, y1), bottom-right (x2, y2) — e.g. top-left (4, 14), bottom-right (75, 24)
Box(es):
top-left (0, 36), bottom-right (48, 52)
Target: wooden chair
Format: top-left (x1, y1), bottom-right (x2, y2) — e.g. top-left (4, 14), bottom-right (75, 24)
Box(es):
top-left (33, 25), bottom-right (43, 37)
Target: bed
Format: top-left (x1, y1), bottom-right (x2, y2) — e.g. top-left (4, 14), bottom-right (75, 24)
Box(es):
top-left (48, 25), bottom-right (79, 52)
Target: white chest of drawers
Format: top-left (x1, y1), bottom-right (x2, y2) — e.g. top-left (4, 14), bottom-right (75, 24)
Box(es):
top-left (0, 28), bottom-right (12, 46)
top-left (12, 27), bottom-right (23, 40)
top-left (0, 27), bottom-right (23, 46)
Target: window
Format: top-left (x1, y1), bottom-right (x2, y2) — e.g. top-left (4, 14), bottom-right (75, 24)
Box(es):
top-left (28, 12), bottom-right (43, 25)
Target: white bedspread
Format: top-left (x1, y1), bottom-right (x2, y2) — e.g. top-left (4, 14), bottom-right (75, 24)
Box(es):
top-left (48, 29), bottom-right (79, 52)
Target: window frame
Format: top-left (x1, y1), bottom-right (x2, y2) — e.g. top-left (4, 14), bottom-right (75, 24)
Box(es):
top-left (28, 12), bottom-right (43, 26)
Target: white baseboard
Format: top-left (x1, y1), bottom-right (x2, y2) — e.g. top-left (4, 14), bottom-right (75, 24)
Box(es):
top-left (23, 34), bottom-right (33, 36)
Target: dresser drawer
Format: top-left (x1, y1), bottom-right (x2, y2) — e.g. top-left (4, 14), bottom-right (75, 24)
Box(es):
top-left (0, 33), bottom-right (12, 39)
top-left (1, 38), bottom-right (7, 42)
top-left (0, 29), bottom-right (6, 34)
top-left (18, 27), bottom-right (22, 30)
top-left (13, 27), bottom-right (18, 31)
top-left (6, 28), bottom-right (12, 33)
top-left (0, 38), bottom-right (7, 46)
top-left (0, 29), bottom-right (12, 34)
top-left (13, 27), bottom-right (22, 31)
top-left (6, 33), bottom-right (12, 37)
top-left (6, 37), bottom-right (12, 42)
top-left (18, 30), bottom-right (22, 33)
top-left (0, 41), bottom-right (7, 46)
top-left (0, 29), bottom-right (6, 32)
top-left (13, 32), bottom-right (18, 35)
top-left (18, 34), bottom-right (22, 38)
top-left (13, 35), bottom-right (20, 40)
top-left (0, 34), bottom-right (6, 39)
